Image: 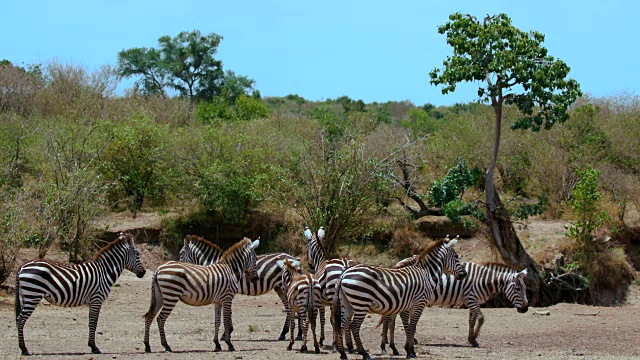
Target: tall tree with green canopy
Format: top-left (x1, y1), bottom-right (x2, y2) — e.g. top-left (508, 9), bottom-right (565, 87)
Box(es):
top-left (430, 12), bottom-right (582, 299)
top-left (117, 30), bottom-right (225, 105)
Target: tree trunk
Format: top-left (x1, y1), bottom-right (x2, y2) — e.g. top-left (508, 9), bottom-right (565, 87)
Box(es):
top-left (487, 191), bottom-right (544, 305)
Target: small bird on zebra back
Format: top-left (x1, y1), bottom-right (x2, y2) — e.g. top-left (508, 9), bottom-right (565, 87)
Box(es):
top-left (332, 235), bottom-right (467, 360)
top-left (278, 258), bottom-right (322, 354)
top-left (15, 232), bottom-right (146, 356)
top-left (379, 260), bottom-right (529, 354)
top-left (143, 237), bottom-right (260, 353)
top-left (179, 234), bottom-right (303, 341)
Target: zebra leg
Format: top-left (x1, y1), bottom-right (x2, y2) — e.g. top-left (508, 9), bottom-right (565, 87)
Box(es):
top-left (345, 317), bottom-right (355, 353)
top-left (319, 304), bottom-right (325, 346)
top-left (299, 308), bottom-right (309, 353)
top-left (380, 315), bottom-right (389, 355)
top-left (156, 299), bottom-right (178, 352)
top-left (16, 295), bottom-right (42, 356)
top-left (404, 308), bottom-right (424, 359)
top-left (287, 310), bottom-right (296, 351)
top-left (213, 304), bottom-right (223, 352)
top-left (468, 306), bottom-right (484, 347)
top-left (222, 300), bottom-right (235, 351)
top-left (349, 313), bottom-right (371, 360)
top-left (390, 314), bottom-right (401, 356)
top-left (143, 281), bottom-right (164, 353)
top-left (310, 308), bottom-right (320, 353)
top-left (275, 286), bottom-right (291, 341)
top-left (87, 301), bottom-right (104, 354)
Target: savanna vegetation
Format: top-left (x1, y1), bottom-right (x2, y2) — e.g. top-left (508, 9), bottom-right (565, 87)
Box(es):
top-left (1, 17), bottom-right (638, 306)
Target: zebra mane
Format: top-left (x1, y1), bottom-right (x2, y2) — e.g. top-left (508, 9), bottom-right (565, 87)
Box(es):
top-left (417, 238), bottom-right (447, 261)
top-left (478, 262), bottom-right (524, 273)
top-left (93, 235), bottom-right (128, 260)
top-left (186, 235), bottom-right (222, 252)
top-left (220, 237), bottom-right (253, 262)
top-left (314, 232), bottom-right (328, 259)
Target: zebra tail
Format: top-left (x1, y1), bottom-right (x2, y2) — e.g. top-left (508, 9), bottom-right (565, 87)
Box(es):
top-left (143, 272), bottom-right (162, 319)
top-left (332, 277), bottom-right (342, 335)
top-left (307, 282), bottom-right (314, 327)
top-left (14, 271), bottom-right (21, 320)
top-left (375, 316), bottom-right (384, 328)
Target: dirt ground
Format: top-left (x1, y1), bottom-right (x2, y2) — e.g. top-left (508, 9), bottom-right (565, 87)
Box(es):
top-left (2, 270), bottom-right (639, 360)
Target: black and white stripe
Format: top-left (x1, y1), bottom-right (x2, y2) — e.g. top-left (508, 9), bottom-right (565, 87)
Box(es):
top-left (178, 235), bottom-right (301, 340)
top-left (144, 237), bottom-right (260, 353)
top-left (279, 259), bottom-right (323, 353)
top-left (303, 226), bottom-right (358, 350)
top-left (332, 236), bottom-right (467, 360)
top-left (380, 261), bottom-right (529, 352)
top-left (15, 232), bottom-right (146, 356)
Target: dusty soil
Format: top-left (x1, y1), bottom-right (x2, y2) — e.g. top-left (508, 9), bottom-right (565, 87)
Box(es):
top-left (2, 271), bottom-right (639, 360)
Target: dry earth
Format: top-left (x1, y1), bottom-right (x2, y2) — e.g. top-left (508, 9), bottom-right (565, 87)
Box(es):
top-left (2, 215), bottom-right (639, 359)
top-left (1, 271), bottom-right (639, 360)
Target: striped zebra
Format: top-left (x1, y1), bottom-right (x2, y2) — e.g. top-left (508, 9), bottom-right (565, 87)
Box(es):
top-left (380, 261), bottom-right (529, 353)
top-left (178, 235), bottom-right (301, 341)
top-left (143, 237), bottom-right (260, 353)
top-left (278, 259), bottom-right (322, 353)
top-left (15, 232), bottom-right (146, 356)
top-left (332, 236), bottom-right (467, 360)
top-left (303, 226), bottom-right (358, 350)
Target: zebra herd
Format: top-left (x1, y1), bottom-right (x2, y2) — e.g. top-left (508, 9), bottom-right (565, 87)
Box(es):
top-left (14, 228), bottom-right (529, 359)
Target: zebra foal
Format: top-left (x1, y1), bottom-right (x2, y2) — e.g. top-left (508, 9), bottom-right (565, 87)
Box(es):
top-left (278, 259), bottom-right (323, 353)
top-left (332, 236), bottom-right (467, 360)
top-left (15, 232), bottom-right (146, 356)
top-left (179, 234), bottom-right (302, 341)
top-left (144, 237), bottom-right (260, 353)
top-left (380, 261), bottom-right (529, 353)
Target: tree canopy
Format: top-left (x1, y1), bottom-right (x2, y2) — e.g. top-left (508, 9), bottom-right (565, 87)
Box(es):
top-left (117, 30), bottom-right (254, 104)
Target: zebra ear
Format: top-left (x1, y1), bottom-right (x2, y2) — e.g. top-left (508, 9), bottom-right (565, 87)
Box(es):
top-left (518, 269), bottom-right (528, 278)
top-left (304, 226), bottom-right (312, 240)
top-left (291, 260), bottom-right (301, 270)
top-left (276, 260), bottom-right (285, 269)
top-left (251, 239), bottom-right (260, 249)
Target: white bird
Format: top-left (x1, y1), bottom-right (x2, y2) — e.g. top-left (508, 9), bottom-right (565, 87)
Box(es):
top-left (304, 226), bottom-right (312, 239)
top-left (317, 226), bottom-right (325, 239)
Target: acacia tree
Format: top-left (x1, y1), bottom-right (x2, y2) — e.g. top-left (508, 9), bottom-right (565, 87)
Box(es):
top-left (118, 30), bottom-right (253, 106)
top-left (430, 13), bottom-right (581, 296)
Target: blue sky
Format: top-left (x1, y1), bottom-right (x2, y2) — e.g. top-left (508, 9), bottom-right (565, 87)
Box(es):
top-left (1, 0), bottom-right (637, 106)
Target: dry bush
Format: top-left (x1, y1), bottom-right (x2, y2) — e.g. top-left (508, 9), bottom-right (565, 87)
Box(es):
top-left (386, 225), bottom-right (427, 260)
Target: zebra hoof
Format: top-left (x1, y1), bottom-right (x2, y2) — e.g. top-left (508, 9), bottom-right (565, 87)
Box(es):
top-left (315, 345), bottom-right (320, 354)
top-left (227, 345), bottom-right (235, 352)
top-left (381, 348), bottom-right (387, 355)
top-left (214, 345), bottom-right (222, 352)
top-left (406, 353), bottom-right (417, 359)
top-left (471, 341), bottom-right (480, 348)
top-left (144, 345), bottom-right (151, 353)
top-left (347, 346), bottom-right (355, 354)
top-left (21, 350), bottom-right (30, 356)
top-left (393, 350), bottom-right (401, 356)
top-left (278, 334), bottom-right (287, 341)
top-left (414, 338), bottom-right (419, 345)
top-left (91, 348), bottom-right (102, 354)
top-left (220, 335), bottom-right (226, 341)
top-left (164, 346), bottom-right (173, 353)
top-left (300, 344), bottom-right (308, 353)
top-left (287, 343), bottom-right (293, 351)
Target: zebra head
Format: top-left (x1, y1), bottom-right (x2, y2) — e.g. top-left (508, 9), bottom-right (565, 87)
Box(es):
top-left (244, 238), bottom-right (261, 282)
top-left (442, 235), bottom-right (467, 281)
top-left (302, 226), bottom-right (325, 270)
top-left (277, 259), bottom-right (302, 289)
top-left (119, 232), bottom-right (146, 278)
top-left (179, 236), bottom-right (196, 263)
top-left (506, 269), bottom-right (529, 313)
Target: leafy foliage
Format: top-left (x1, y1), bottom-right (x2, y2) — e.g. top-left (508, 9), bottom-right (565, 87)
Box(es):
top-left (430, 12), bottom-right (582, 132)
top-left (427, 158), bottom-right (481, 208)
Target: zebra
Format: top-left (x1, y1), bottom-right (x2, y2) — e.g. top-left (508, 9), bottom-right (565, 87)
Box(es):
top-left (178, 234), bottom-right (302, 341)
top-left (15, 232), bottom-right (146, 356)
top-left (143, 237), bottom-right (260, 353)
top-left (278, 259), bottom-right (322, 353)
top-left (379, 261), bottom-right (529, 353)
top-left (303, 226), bottom-right (358, 350)
top-left (332, 236), bottom-right (467, 360)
